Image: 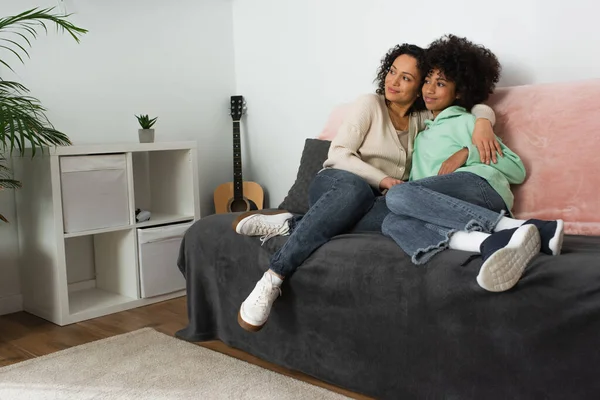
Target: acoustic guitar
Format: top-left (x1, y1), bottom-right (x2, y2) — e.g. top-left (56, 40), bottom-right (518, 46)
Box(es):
top-left (213, 95), bottom-right (264, 214)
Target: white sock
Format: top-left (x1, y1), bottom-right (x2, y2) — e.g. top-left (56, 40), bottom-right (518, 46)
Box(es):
top-left (266, 270), bottom-right (283, 286)
top-left (449, 231), bottom-right (491, 253)
top-left (494, 216), bottom-right (526, 232)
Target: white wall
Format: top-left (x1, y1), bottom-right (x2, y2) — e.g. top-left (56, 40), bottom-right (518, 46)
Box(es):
top-left (232, 0), bottom-right (600, 207)
top-left (2, 0), bottom-right (598, 315)
top-left (0, 0), bottom-right (236, 313)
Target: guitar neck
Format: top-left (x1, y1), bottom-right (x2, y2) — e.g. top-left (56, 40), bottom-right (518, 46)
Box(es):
top-left (233, 121), bottom-right (244, 200)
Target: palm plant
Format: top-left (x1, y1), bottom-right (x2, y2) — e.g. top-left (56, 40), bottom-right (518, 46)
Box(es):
top-left (0, 7), bottom-right (87, 222)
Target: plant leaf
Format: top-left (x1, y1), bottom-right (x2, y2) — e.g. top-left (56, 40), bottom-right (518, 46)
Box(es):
top-left (0, 7), bottom-right (87, 73)
top-left (0, 58), bottom-right (15, 73)
top-left (0, 154), bottom-right (21, 189)
top-left (8, 30), bottom-right (33, 48)
top-left (0, 179), bottom-right (21, 189)
top-left (0, 7), bottom-right (86, 221)
top-left (0, 44), bottom-right (25, 64)
top-left (0, 88), bottom-right (71, 155)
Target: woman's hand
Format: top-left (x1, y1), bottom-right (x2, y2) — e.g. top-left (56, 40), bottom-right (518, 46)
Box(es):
top-left (438, 148), bottom-right (469, 175)
top-left (379, 176), bottom-right (403, 191)
top-left (472, 119), bottom-right (503, 164)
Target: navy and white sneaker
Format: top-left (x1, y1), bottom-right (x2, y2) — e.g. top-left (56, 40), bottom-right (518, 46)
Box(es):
top-left (524, 219), bottom-right (564, 256)
top-left (477, 224), bottom-right (541, 292)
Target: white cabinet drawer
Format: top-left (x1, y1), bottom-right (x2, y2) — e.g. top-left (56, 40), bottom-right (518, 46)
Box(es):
top-left (60, 154), bottom-right (130, 233)
top-left (137, 222), bottom-right (191, 298)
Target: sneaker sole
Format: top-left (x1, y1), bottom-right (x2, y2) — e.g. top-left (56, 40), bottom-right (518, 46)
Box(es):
top-left (477, 224), bottom-right (541, 292)
top-left (237, 309), bottom-right (265, 332)
top-left (549, 219), bottom-right (564, 256)
top-left (232, 209), bottom-right (292, 234)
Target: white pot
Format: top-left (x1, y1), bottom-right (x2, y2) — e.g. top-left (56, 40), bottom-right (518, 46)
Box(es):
top-left (138, 129), bottom-right (155, 143)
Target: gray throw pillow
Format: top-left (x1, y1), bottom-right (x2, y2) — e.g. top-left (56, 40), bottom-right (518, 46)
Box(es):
top-left (278, 139), bottom-right (331, 215)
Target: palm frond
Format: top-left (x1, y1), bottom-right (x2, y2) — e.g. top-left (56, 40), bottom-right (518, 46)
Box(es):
top-left (0, 153), bottom-right (21, 189)
top-left (0, 81), bottom-right (71, 156)
top-left (0, 80), bottom-right (29, 92)
top-left (0, 150), bottom-right (18, 223)
top-left (0, 7), bottom-right (87, 69)
top-left (0, 7), bottom-right (86, 222)
top-left (0, 178), bottom-right (21, 189)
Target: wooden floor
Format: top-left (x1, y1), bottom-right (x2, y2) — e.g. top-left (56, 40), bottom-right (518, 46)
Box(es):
top-left (0, 297), bottom-right (371, 399)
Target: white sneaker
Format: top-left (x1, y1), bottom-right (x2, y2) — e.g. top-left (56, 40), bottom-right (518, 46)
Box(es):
top-left (232, 210), bottom-right (293, 243)
top-left (238, 272), bottom-right (282, 332)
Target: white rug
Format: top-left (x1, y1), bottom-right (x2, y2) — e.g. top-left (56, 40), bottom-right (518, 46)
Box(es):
top-left (0, 328), bottom-right (349, 400)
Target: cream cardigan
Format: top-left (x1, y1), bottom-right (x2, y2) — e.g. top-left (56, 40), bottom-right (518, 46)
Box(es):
top-left (323, 94), bottom-right (495, 188)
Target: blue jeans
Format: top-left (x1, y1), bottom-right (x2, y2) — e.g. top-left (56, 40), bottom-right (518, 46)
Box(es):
top-left (382, 172), bottom-right (507, 265)
top-left (269, 168), bottom-right (388, 277)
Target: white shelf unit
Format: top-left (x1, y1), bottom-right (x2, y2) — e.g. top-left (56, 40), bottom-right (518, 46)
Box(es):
top-left (13, 142), bottom-right (199, 326)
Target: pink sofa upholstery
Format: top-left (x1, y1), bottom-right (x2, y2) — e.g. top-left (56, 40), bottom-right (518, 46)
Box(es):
top-left (319, 79), bottom-right (600, 236)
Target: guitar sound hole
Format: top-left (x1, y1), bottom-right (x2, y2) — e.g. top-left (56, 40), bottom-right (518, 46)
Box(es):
top-left (230, 199), bottom-right (249, 212)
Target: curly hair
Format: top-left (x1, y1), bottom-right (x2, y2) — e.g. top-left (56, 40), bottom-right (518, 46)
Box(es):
top-left (374, 43), bottom-right (427, 112)
top-left (424, 35), bottom-right (501, 110)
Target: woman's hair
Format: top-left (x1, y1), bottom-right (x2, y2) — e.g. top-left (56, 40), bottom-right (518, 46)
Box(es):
top-left (425, 35), bottom-right (501, 110)
top-left (374, 43), bottom-right (427, 112)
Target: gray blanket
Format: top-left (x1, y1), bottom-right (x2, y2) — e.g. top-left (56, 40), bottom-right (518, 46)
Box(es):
top-left (176, 212), bottom-right (600, 399)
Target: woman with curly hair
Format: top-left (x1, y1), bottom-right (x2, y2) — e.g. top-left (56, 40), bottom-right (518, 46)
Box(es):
top-left (383, 35), bottom-right (564, 292)
top-left (233, 42), bottom-right (502, 332)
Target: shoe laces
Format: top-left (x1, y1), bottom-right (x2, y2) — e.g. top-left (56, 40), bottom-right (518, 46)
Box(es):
top-left (257, 221), bottom-right (290, 245)
top-left (253, 279), bottom-right (281, 307)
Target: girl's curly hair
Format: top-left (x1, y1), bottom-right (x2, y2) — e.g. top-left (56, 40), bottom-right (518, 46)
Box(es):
top-left (374, 43), bottom-right (427, 112)
top-left (425, 35), bottom-right (501, 110)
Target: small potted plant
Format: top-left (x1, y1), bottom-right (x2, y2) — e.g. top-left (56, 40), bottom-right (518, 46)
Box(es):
top-left (135, 114), bottom-right (158, 143)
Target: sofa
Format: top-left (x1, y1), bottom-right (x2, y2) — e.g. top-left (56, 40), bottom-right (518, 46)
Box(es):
top-left (176, 79), bottom-right (600, 399)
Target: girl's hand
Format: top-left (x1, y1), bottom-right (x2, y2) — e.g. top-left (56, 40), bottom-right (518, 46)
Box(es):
top-left (438, 148), bottom-right (469, 175)
top-left (379, 176), bottom-right (403, 191)
top-left (472, 119), bottom-right (503, 164)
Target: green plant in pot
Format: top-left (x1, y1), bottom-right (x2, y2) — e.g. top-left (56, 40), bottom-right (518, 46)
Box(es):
top-left (135, 114), bottom-right (157, 143)
top-left (0, 7), bottom-right (87, 222)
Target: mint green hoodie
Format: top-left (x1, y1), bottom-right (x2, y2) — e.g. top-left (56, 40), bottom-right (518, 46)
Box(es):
top-left (410, 106), bottom-right (526, 210)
